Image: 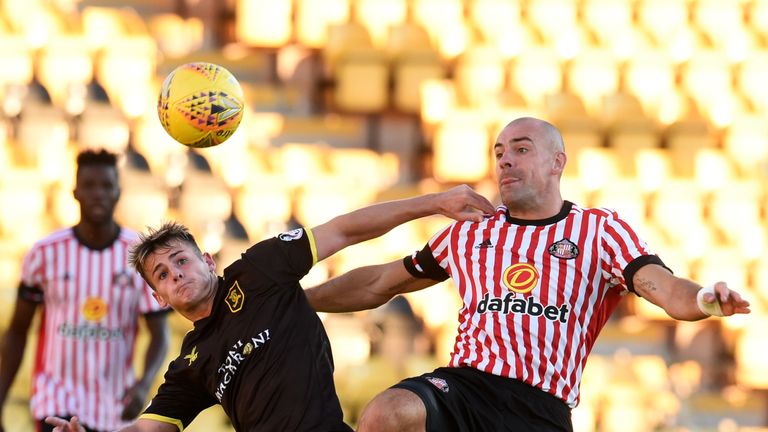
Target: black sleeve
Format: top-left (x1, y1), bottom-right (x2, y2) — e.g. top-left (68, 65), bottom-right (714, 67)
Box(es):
top-left (18, 283), bottom-right (43, 303)
top-left (237, 228), bottom-right (315, 285)
top-left (142, 357), bottom-right (217, 429)
top-left (402, 243), bottom-right (449, 282)
top-left (623, 254), bottom-right (673, 295)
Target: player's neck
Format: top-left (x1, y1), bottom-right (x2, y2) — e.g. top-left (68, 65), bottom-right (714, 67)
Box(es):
top-left (74, 221), bottom-right (120, 249)
top-left (505, 196), bottom-right (565, 221)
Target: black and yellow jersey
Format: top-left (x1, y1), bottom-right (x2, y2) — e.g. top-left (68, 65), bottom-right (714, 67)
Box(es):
top-left (141, 228), bottom-right (352, 431)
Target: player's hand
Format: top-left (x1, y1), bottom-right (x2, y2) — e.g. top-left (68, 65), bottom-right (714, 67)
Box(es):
top-left (45, 416), bottom-right (85, 432)
top-left (435, 185), bottom-right (495, 223)
top-left (121, 380), bottom-right (150, 420)
top-left (702, 281), bottom-right (751, 316)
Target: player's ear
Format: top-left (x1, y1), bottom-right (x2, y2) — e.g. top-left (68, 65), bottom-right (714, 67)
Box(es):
top-left (152, 291), bottom-right (169, 308)
top-left (552, 151), bottom-right (567, 175)
top-left (203, 252), bottom-right (216, 272)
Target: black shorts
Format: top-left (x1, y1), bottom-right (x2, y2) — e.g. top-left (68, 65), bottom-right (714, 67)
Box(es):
top-left (391, 367), bottom-right (573, 432)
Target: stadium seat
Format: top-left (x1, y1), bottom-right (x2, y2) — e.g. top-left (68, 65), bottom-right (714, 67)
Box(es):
top-left (323, 22), bottom-right (375, 75)
top-left (431, 110), bottom-right (491, 183)
top-left (115, 169), bottom-right (170, 232)
top-left (392, 49), bottom-right (445, 114)
top-left (590, 178), bottom-right (648, 227)
top-left (332, 49), bottom-right (389, 113)
top-left (36, 36), bottom-right (93, 111)
top-left (76, 103), bottom-right (130, 154)
top-left (576, 147), bottom-right (621, 193)
top-left (680, 50), bottom-right (733, 115)
top-left (707, 180), bottom-right (763, 245)
top-left (235, 0), bottom-right (292, 47)
top-left (15, 105), bottom-right (70, 181)
top-left (566, 49), bottom-right (620, 116)
top-left (665, 118), bottom-right (716, 177)
top-left (295, 0), bottom-right (350, 48)
top-left (354, 0), bottom-right (407, 48)
top-left (234, 174), bottom-right (292, 241)
top-left (581, 0), bottom-right (634, 47)
top-left (0, 168), bottom-right (47, 236)
top-left (722, 115), bottom-right (768, 175)
top-left (637, 0), bottom-right (690, 46)
top-left (419, 79), bottom-right (457, 126)
top-left (692, 0), bottom-right (746, 45)
top-left (96, 35), bottom-right (158, 117)
top-left (749, 0), bottom-right (768, 38)
top-left (468, 0), bottom-right (523, 46)
top-left (410, 0), bottom-right (464, 47)
top-left (623, 48), bottom-right (676, 118)
top-left (0, 35), bottom-right (34, 93)
top-left (177, 171), bottom-right (233, 235)
top-left (453, 45), bottom-right (506, 108)
top-left (734, 316), bottom-right (768, 389)
top-left (508, 46), bottom-right (564, 110)
top-left (693, 148), bottom-right (736, 193)
top-left (527, 0), bottom-right (578, 45)
top-left (385, 22), bottom-right (433, 61)
top-left (737, 50), bottom-right (768, 114)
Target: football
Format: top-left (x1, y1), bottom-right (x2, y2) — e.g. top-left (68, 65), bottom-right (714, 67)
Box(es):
top-left (157, 62), bottom-right (244, 148)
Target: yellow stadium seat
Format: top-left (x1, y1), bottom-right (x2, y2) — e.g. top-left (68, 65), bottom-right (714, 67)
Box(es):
top-left (234, 174), bottom-right (292, 241)
top-left (526, 0), bottom-right (578, 44)
top-left (508, 46), bottom-right (563, 110)
top-left (648, 180), bottom-right (713, 258)
top-left (637, 0), bottom-right (690, 46)
top-left (36, 36), bottom-right (93, 111)
top-left (295, 0), bottom-right (350, 48)
top-left (323, 22), bottom-right (374, 75)
top-left (0, 168), bottom-right (47, 235)
top-left (15, 106), bottom-right (70, 182)
top-left (235, 0), bottom-right (292, 47)
top-left (737, 50), bottom-right (768, 114)
top-left (411, 0), bottom-right (464, 46)
top-left (354, 0), bottom-right (407, 48)
top-left (177, 172), bottom-right (233, 235)
top-left (722, 115), bottom-right (768, 175)
top-left (0, 36), bottom-right (33, 90)
top-left (750, 0), bottom-right (768, 37)
top-left (590, 179), bottom-right (648, 227)
top-left (566, 49), bottom-right (619, 116)
top-left (81, 6), bottom-right (127, 50)
top-left (385, 22), bottom-right (433, 61)
top-left (680, 50), bottom-right (733, 113)
top-left (76, 104), bottom-right (130, 155)
top-left (432, 110), bottom-right (491, 183)
top-left (96, 35), bottom-right (157, 118)
top-left (419, 79), bottom-right (457, 126)
top-left (332, 49), bottom-right (389, 113)
top-left (576, 147), bottom-right (621, 193)
top-left (454, 45), bottom-right (506, 108)
top-left (634, 148), bottom-right (673, 193)
top-left (665, 118), bottom-right (717, 178)
top-left (707, 180), bottom-right (763, 243)
top-left (623, 48), bottom-right (676, 118)
top-left (693, 148), bottom-right (736, 193)
top-left (692, 0), bottom-right (746, 43)
top-left (735, 317), bottom-right (768, 389)
top-left (581, 0), bottom-right (634, 46)
top-left (392, 49), bottom-right (445, 114)
top-left (468, 0), bottom-right (522, 45)
top-left (115, 169), bottom-right (169, 232)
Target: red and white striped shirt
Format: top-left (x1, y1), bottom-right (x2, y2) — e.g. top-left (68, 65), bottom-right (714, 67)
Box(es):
top-left (19, 227), bottom-right (166, 431)
top-left (406, 202), bottom-right (664, 408)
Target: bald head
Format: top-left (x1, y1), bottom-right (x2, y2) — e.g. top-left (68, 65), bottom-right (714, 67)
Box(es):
top-left (503, 117), bottom-right (565, 153)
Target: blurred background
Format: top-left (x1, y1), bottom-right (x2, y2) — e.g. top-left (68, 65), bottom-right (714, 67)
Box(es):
top-left (0, 0), bottom-right (767, 430)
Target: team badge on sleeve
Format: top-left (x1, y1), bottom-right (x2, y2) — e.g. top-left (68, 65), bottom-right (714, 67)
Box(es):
top-left (277, 229), bottom-right (304, 242)
top-left (425, 377), bottom-right (450, 393)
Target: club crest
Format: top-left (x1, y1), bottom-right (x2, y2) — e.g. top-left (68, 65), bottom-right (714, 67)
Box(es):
top-left (548, 238), bottom-right (580, 260)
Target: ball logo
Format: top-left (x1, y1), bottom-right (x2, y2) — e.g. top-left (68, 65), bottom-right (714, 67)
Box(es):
top-left (502, 263), bottom-right (539, 294)
top-left (81, 297), bottom-right (108, 322)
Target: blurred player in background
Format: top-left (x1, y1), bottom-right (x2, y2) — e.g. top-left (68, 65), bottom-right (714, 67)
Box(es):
top-left (306, 117), bottom-right (752, 432)
top-left (0, 149), bottom-right (170, 432)
top-left (46, 186), bottom-right (495, 431)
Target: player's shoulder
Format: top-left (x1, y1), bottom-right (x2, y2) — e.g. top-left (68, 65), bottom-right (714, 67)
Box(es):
top-left (30, 227), bottom-right (75, 249)
top-left (573, 203), bottom-right (619, 219)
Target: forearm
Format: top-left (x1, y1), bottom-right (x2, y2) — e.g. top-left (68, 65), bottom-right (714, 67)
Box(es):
top-left (0, 330), bottom-right (28, 407)
top-left (137, 318), bottom-right (169, 387)
top-left (635, 274), bottom-right (708, 321)
top-left (306, 264), bottom-right (395, 313)
top-left (328, 194), bottom-right (443, 246)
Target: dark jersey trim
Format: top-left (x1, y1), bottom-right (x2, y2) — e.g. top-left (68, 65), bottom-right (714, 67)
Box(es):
top-left (402, 244), bottom-right (449, 282)
top-left (623, 254), bottom-right (672, 295)
top-left (505, 201), bottom-right (573, 226)
top-left (18, 283), bottom-right (43, 304)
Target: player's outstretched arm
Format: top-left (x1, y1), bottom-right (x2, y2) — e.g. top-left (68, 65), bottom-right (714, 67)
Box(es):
top-left (306, 259), bottom-right (437, 313)
top-left (46, 416), bottom-right (179, 432)
top-left (632, 264), bottom-right (751, 321)
top-left (311, 185), bottom-right (494, 262)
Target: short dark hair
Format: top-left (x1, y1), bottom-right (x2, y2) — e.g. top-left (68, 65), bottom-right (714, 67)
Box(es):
top-left (129, 221), bottom-right (202, 286)
top-left (76, 149), bottom-right (118, 175)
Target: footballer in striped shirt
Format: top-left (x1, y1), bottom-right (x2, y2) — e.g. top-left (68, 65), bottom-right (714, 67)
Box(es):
top-left (306, 117), bottom-right (751, 432)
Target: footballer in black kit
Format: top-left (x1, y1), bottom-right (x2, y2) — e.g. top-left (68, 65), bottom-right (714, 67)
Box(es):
top-left (141, 228), bottom-right (353, 431)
